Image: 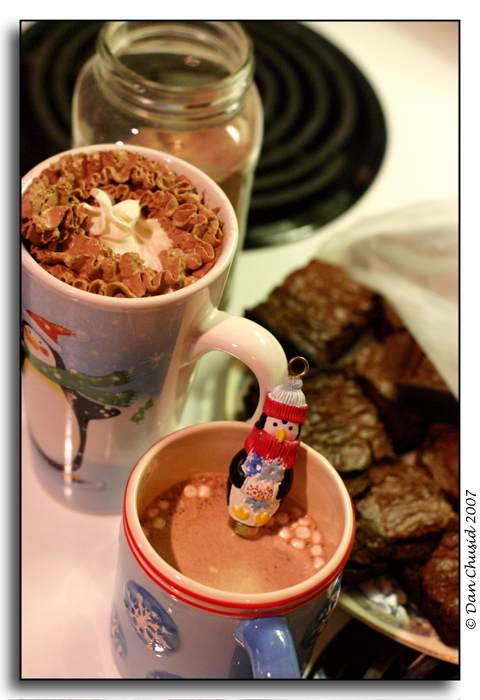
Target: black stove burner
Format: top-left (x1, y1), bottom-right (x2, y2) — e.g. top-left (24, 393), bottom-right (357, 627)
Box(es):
top-left (21, 20), bottom-right (387, 248)
top-left (243, 21), bottom-right (386, 246)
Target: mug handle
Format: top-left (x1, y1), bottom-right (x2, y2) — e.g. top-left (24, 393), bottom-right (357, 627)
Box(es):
top-left (186, 308), bottom-right (288, 422)
top-left (234, 616), bottom-right (301, 678)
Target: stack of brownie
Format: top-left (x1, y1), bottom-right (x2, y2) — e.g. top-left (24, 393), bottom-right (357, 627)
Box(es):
top-left (244, 259), bottom-right (459, 648)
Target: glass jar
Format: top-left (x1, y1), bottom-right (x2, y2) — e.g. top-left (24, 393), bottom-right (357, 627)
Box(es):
top-left (71, 21), bottom-right (263, 252)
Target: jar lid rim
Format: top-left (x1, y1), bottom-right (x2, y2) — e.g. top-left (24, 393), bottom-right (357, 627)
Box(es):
top-left (97, 20), bottom-right (255, 96)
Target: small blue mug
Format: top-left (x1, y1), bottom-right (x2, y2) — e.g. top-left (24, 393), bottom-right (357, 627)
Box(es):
top-left (111, 421), bottom-right (355, 678)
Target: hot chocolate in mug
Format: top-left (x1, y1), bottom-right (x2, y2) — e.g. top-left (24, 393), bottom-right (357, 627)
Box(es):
top-left (21, 145), bottom-right (287, 513)
top-left (111, 421), bottom-right (355, 679)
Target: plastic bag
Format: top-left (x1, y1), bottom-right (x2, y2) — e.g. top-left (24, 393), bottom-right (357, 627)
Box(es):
top-left (317, 199), bottom-right (458, 397)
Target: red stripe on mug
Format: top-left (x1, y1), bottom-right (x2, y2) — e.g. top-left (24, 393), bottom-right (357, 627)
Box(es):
top-left (123, 505), bottom-right (355, 617)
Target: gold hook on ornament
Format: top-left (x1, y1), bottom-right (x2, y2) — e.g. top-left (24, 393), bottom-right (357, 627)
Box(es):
top-left (287, 356), bottom-right (309, 378)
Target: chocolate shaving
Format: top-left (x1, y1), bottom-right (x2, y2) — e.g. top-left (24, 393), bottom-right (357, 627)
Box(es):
top-left (22, 150), bottom-right (224, 297)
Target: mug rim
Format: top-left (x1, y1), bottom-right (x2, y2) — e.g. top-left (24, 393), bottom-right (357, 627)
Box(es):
top-left (123, 420), bottom-right (356, 616)
top-left (21, 143), bottom-right (237, 310)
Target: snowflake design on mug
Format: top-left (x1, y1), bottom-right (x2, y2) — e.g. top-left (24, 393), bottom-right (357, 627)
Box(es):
top-left (300, 576), bottom-right (342, 649)
top-left (124, 580), bottom-right (180, 655)
top-left (110, 603), bottom-right (127, 659)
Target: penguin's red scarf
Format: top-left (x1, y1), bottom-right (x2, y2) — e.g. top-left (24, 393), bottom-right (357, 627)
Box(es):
top-left (243, 425), bottom-right (299, 469)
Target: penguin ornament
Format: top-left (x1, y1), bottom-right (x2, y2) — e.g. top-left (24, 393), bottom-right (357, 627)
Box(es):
top-left (227, 357), bottom-right (309, 537)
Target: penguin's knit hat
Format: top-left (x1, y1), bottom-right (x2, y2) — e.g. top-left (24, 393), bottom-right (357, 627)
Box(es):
top-left (263, 375), bottom-right (308, 424)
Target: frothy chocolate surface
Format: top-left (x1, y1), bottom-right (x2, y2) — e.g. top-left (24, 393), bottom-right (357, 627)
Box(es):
top-left (21, 150), bottom-right (224, 298)
top-left (141, 472), bottom-right (327, 594)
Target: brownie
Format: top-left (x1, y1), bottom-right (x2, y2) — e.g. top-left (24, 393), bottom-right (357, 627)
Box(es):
top-left (342, 471), bottom-right (372, 500)
top-left (345, 462), bottom-right (454, 579)
top-left (351, 331), bottom-right (430, 452)
top-left (301, 369), bottom-right (395, 474)
top-left (246, 259), bottom-right (380, 366)
top-left (415, 423), bottom-right (459, 503)
top-left (356, 462), bottom-right (454, 541)
top-left (353, 331), bottom-right (423, 401)
top-left (398, 353), bottom-right (459, 425)
top-left (377, 296), bottom-right (408, 336)
top-left (353, 327), bottom-right (458, 439)
top-left (401, 519), bottom-right (459, 647)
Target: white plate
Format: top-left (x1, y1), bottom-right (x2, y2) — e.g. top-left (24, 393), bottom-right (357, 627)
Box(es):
top-left (340, 577), bottom-right (458, 664)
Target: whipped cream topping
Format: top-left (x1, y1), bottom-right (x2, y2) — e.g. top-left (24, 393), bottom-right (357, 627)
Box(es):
top-left (82, 189), bottom-right (171, 272)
